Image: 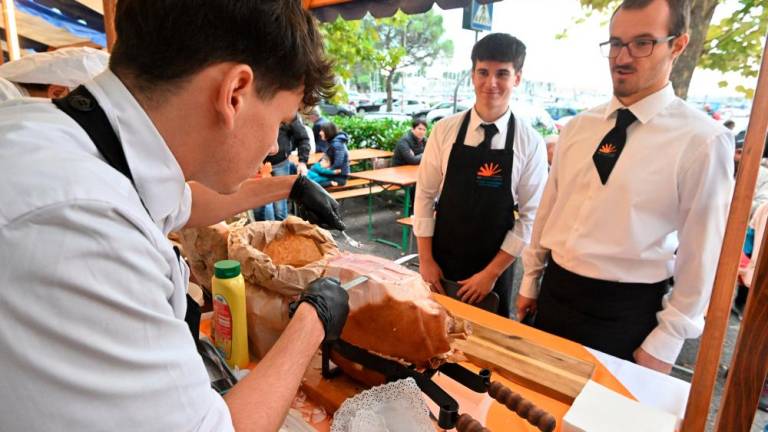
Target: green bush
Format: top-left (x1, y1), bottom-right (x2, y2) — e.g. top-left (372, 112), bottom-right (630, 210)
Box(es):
top-left (329, 115), bottom-right (411, 151)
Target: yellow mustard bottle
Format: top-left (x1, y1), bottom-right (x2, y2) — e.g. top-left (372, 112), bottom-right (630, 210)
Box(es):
top-left (212, 260), bottom-right (249, 369)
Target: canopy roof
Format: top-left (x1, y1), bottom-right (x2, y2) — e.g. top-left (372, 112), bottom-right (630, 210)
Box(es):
top-left (1, 0), bottom-right (498, 57)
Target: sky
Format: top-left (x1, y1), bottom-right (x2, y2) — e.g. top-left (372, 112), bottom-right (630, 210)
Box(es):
top-left (431, 0), bottom-right (760, 99)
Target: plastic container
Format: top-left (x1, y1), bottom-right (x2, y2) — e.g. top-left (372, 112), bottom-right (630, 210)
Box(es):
top-left (212, 260), bottom-right (249, 369)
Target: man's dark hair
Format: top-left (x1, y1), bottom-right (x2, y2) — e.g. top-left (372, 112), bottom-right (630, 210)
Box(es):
top-left (412, 118), bottom-right (427, 129)
top-left (614, 0), bottom-right (690, 36)
top-left (471, 33), bottom-right (526, 72)
top-left (319, 121), bottom-right (338, 141)
top-left (110, 0), bottom-right (335, 106)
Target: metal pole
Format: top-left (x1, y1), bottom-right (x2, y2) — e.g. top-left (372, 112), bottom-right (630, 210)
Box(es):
top-left (2, 0), bottom-right (21, 61)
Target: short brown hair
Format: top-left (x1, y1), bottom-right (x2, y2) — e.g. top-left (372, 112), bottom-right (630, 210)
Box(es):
top-left (110, 0), bottom-right (335, 107)
top-left (614, 0), bottom-right (690, 36)
top-left (319, 121), bottom-right (338, 141)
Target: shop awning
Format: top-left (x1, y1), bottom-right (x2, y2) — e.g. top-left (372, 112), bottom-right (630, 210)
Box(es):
top-left (304, 0), bottom-right (498, 22)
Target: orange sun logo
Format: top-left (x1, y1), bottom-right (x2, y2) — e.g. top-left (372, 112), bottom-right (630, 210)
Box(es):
top-left (598, 143), bottom-right (617, 154)
top-left (477, 162), bottom-right (502, 177)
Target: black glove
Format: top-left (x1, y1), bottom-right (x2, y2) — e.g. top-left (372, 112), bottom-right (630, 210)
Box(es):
top-left (290, 174), bottom-right (346, 231)
top-left (288, 277), bottom-right (350, 341)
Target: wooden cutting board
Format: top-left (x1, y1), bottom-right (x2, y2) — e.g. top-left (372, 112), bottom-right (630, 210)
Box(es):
top-left (451, 318), bottom-right (595, 404)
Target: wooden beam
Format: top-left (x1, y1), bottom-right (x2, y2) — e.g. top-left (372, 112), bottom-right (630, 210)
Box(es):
top-left (682, 33), bottom-right (768, 431)
top-left (2, 0), bottom-right (21, 61)
top-left (713, 35), bottom-right (768, 432)
top-left (102, 0), bottom-right (116, 52)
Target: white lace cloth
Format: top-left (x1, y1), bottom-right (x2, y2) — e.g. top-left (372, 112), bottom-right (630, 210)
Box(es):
top-left (331, 378), bottom-right (434, 432)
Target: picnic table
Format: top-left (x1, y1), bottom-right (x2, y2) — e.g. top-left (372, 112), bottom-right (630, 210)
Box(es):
top-left (349, 164), bottom-right (418, 251)
top-left (290, 148), bottom-right (393, 168)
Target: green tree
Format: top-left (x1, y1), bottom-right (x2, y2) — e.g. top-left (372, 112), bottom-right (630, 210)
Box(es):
top-left (320, 18), bottom-right (378, 103)
top-left (574, 0), bottom-right (767, 99)
top-left (369, 11), bottom-right (454, 111)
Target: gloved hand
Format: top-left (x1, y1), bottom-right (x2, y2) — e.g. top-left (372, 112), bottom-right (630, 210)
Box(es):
top-left (290, 174), bottom-right (346, 231)
top-left (288, 277), bottom-right (350, 341)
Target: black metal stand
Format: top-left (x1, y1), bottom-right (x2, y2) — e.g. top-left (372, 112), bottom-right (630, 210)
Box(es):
top-left (321, 339), bottom-right (492, 429)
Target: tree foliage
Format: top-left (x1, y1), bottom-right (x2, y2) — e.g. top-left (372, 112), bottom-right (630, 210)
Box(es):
top-left (575, 0), bottom-right (766, 99)
top-left (320, 11), bottom-right (453, 107)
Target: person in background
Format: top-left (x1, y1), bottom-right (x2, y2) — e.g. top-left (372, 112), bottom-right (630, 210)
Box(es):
top-left (308, 107), bottom-right (330, 153)
top-left (253, 113), bottom-right (311, 221)
top-left (415, 33), bottom-right (548, 319)
top-left (0, 47), bottom-right (108, 101)
top-left (309, 121), bottom-right (349, 187)
top-left (723, 119), bottom-right (735, 130)
top-left (392, 118), bottom-right (428, 166)
top-left (518, 0), bottom-right (733, 373)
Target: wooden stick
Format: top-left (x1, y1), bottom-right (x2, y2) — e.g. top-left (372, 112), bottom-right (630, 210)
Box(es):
top-left (2, 0), bottom-right (21, 61)
top-left (102, 0), bottom-right (116, 52)
top-left (713, 35), bottom-right (768, 431)
top-left (682, 33), bottom-right (768, 431)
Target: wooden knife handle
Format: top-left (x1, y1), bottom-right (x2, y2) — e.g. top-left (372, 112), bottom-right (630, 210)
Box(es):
top-left (488, 381), bottom-right (556, 432)
top-left (456, 413), bottom-right (490, 432)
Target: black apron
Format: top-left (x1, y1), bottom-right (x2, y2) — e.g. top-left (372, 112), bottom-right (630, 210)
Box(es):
top-left (432, 111), bottom-right (517, 317)
top-left (53, 86), bottom-right (202, 341)
top-left (534, 257), bottom-right (669, 361)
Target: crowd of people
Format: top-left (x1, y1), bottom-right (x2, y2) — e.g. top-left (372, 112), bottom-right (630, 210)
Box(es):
top-left (0, 0), bottom-right (764, 429)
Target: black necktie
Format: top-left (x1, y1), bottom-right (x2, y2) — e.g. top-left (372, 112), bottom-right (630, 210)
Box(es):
top-left (592, 108), bottom-right (637, 184)
top-left (479, 123), bottom-right (499, 150)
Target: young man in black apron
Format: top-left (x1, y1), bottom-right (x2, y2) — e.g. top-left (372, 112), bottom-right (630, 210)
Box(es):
top-left (414, 33), bottom-right (549, 318)
top-left (518, 0), bottom-right (733, 373)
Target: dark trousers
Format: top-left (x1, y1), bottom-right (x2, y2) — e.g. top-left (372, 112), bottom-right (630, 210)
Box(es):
top-left (534, 258), bottom-right (668, 361)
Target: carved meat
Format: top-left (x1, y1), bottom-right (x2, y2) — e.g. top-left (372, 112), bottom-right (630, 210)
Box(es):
top-left (325, 254), bottom-right (468, 369)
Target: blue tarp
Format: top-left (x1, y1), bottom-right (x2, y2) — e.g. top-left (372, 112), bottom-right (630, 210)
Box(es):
top-left (15, 0), bottom-right (106, 47)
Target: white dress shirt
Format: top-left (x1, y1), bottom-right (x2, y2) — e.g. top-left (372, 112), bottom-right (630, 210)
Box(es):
top-left (521, 84), bottom-right (734, 363)
top-left (0, 70), bottom-right (232, 431)
top-left (414, 107), bottom-right (549, 257)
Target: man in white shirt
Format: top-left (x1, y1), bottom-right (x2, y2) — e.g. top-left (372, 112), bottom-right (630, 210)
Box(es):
top-left (415, 33), bottom-right (548, 318)
top-left (517, 0), bottom-right (733, 373)
top-left (0, 1), bottom-right (349, 431)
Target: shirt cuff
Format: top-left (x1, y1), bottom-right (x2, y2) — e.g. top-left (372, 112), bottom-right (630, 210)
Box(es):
top-left (500, 231), bottom-right (526, 257)
top-left (639, 326), bottom-right (685, 365)
top-left (519, 276), bottom-right (541, 299)
top-left (413, 217), bottom-right (435, 237)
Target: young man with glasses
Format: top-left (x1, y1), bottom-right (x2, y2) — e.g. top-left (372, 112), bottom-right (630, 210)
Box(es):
top-left (517, 0), bottom-right (734, 373)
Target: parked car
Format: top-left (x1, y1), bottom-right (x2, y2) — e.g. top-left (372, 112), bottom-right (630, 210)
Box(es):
top-left (545, 105), bottom-right (581, 121)
top-left (362, 112), bottom-right (413, 122)
top-left (318, 100), bottom-right (355, 117)
top-left (426, 101), bottom-right (471, 124)
top-left (379, 99), bottom-right (430, 115)
top-left (356, 98), bottom-right (388, 113)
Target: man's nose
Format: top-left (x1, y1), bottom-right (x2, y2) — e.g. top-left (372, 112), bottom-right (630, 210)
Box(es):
top-left (615, 44), bottom-right (633, 65)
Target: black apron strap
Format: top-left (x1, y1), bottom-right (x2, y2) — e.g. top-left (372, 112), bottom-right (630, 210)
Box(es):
top-left (454, 111), bottom-right (472, 146)
top-left (54, 86), bottom-right (201, 342)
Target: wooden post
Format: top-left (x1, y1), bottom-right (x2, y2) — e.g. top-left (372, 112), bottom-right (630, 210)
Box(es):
top-left (681, 33), bottom-right (768, 431)
top-left (102, 0), bottom-right (116, 52)
top-left (1, 0), bottom-right (21, 61)
top-left (713, 36), bottom-right (768, 431)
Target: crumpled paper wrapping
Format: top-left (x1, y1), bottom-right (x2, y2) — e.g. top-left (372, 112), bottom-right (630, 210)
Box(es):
top-left (176, 219), bottom-right (246, 292)
top-left (228, 216), bottom-right (340, 296)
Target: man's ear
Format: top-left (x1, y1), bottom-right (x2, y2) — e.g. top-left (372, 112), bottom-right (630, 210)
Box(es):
top-left (215, 64), bottom-right (255, 129)
top-left (671, 33), bottom-right (689, 60)
top-left (47, 85), bottom-right (69, 99)
top-left (513, 70), bottom-right (523, 87)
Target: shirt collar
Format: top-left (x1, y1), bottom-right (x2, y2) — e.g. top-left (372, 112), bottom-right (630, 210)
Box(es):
top-left (84, 70), bottom-right (186, 226)
top-left (603, 83), bottom-right (676, 124)
top-left (470, 105), bottom-right (512, 133)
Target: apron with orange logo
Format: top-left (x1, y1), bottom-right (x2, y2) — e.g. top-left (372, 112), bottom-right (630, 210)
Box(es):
top-left (432, 111), bottom-right (516, 317)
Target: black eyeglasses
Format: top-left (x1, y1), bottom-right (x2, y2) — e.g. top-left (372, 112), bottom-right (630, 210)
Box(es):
top-left (599, 35), bottom-right (678, 58)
